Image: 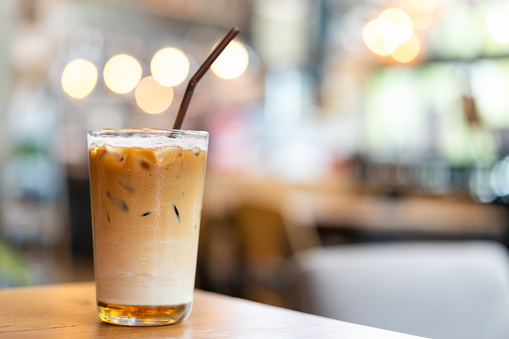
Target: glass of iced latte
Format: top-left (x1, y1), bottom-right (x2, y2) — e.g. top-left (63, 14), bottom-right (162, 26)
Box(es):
top-left (87, 128), bottom-right (208, 326)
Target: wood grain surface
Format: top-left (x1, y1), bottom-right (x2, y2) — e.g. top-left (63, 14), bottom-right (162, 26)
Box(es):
top-left (0, 282), bottom-right (421, 338)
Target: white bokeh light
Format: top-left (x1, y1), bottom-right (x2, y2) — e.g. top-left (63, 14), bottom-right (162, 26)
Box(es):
top-left (150, 47), bottom-right (189, 87)
top-left (61, 59), bottom-right (97, 99)
top-left (135, 76), bottom-right (174, 114)
top-left (104, 54), bottom-right (142, 94)
top-left (211, 41), bottom-right (249, 80)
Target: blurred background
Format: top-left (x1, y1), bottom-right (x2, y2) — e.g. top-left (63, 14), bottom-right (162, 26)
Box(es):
top-left (3, 0), bottom-right (509, 337)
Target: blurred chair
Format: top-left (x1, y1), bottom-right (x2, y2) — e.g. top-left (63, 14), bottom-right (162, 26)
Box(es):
top-left (294, 241), bottom-right (509, 339)
top-left (232, 194), bottom-right (321, 307)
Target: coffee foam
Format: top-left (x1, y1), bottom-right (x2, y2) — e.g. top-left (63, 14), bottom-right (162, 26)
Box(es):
top-left (88, 135), bottom-right (207, 151)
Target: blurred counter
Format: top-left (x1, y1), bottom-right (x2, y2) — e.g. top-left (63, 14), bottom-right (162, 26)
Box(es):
top-left (203, 173), bottom-right (508, 237)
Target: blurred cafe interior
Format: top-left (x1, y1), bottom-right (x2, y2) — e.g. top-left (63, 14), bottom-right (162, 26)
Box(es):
top-left (3, 0), bottom-right (509, 337)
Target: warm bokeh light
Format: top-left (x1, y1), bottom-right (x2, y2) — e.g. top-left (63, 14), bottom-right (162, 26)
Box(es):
top-left (61, 59), bottom-right (97, 99)
top-left (134, 76), bottom-right (174, 114)
top-left (103, 54), bottom-right (142, 94)
top-left (390, 32), bottom-right (420, 63)
top-left (412, 0), bottom-right (439, 12)
top-left (486, 10), bottom-right (509, 44)
top-left (377, 8), bottom-right (414, 47)
top-left (211, 41), bottom-right (249, 80)
top-left (400, 0), bottom-right (433, 29)
top-left (364, 7), bottom-right (420, 62)
top-left (363, 20), bottom-right (393, 56)
top-left (150, 47), bottom-right (189, 87)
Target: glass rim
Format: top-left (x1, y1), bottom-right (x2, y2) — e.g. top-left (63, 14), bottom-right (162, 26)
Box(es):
top-left (87, 128), bottom-right (209, 138)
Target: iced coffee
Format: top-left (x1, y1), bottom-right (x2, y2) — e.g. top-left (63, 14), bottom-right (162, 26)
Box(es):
top-left (87, 128), bottom-right (208, 326)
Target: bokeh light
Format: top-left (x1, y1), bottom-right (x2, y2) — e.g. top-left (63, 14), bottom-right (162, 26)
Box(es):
top-left (390, 32), bottom-right (420, 63)
top-left (211, 41), bottom-right (249, 80)
top-left (61, 59), bottom-right (97, 99)
top-left (363, 8), bottom-right (415, 60)
top-left (413, 0), bottom-right (439, 12)
top-left (363, 20), bottom-right (393, 56)
top-left (134, 76), bottom-right (174, 114)
top-left (399, 0), bottom-right (433, 29)
top-left (150, 47), bottom-right (189, 87)
top-left (486, 10), bottom-right (509, 44)
top-left (103, 54), bottom-right (142, 94)
top-left (377, 8), bottom-right (414, 47)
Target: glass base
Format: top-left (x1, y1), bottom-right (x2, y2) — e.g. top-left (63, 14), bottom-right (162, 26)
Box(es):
top-left (97, 300), bottom-right (192, 326)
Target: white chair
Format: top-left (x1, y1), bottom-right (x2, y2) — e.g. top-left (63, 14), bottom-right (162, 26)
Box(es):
top-left (294, 241), bottom-right (509, 339)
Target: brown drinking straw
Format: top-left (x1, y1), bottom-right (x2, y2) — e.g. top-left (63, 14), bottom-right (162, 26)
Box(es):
top-left (172, 26), bottom-right (240, 129)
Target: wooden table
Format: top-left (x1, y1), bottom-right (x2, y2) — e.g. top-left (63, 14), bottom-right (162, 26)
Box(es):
top-left (0, 282), bottom-right (421, 338)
